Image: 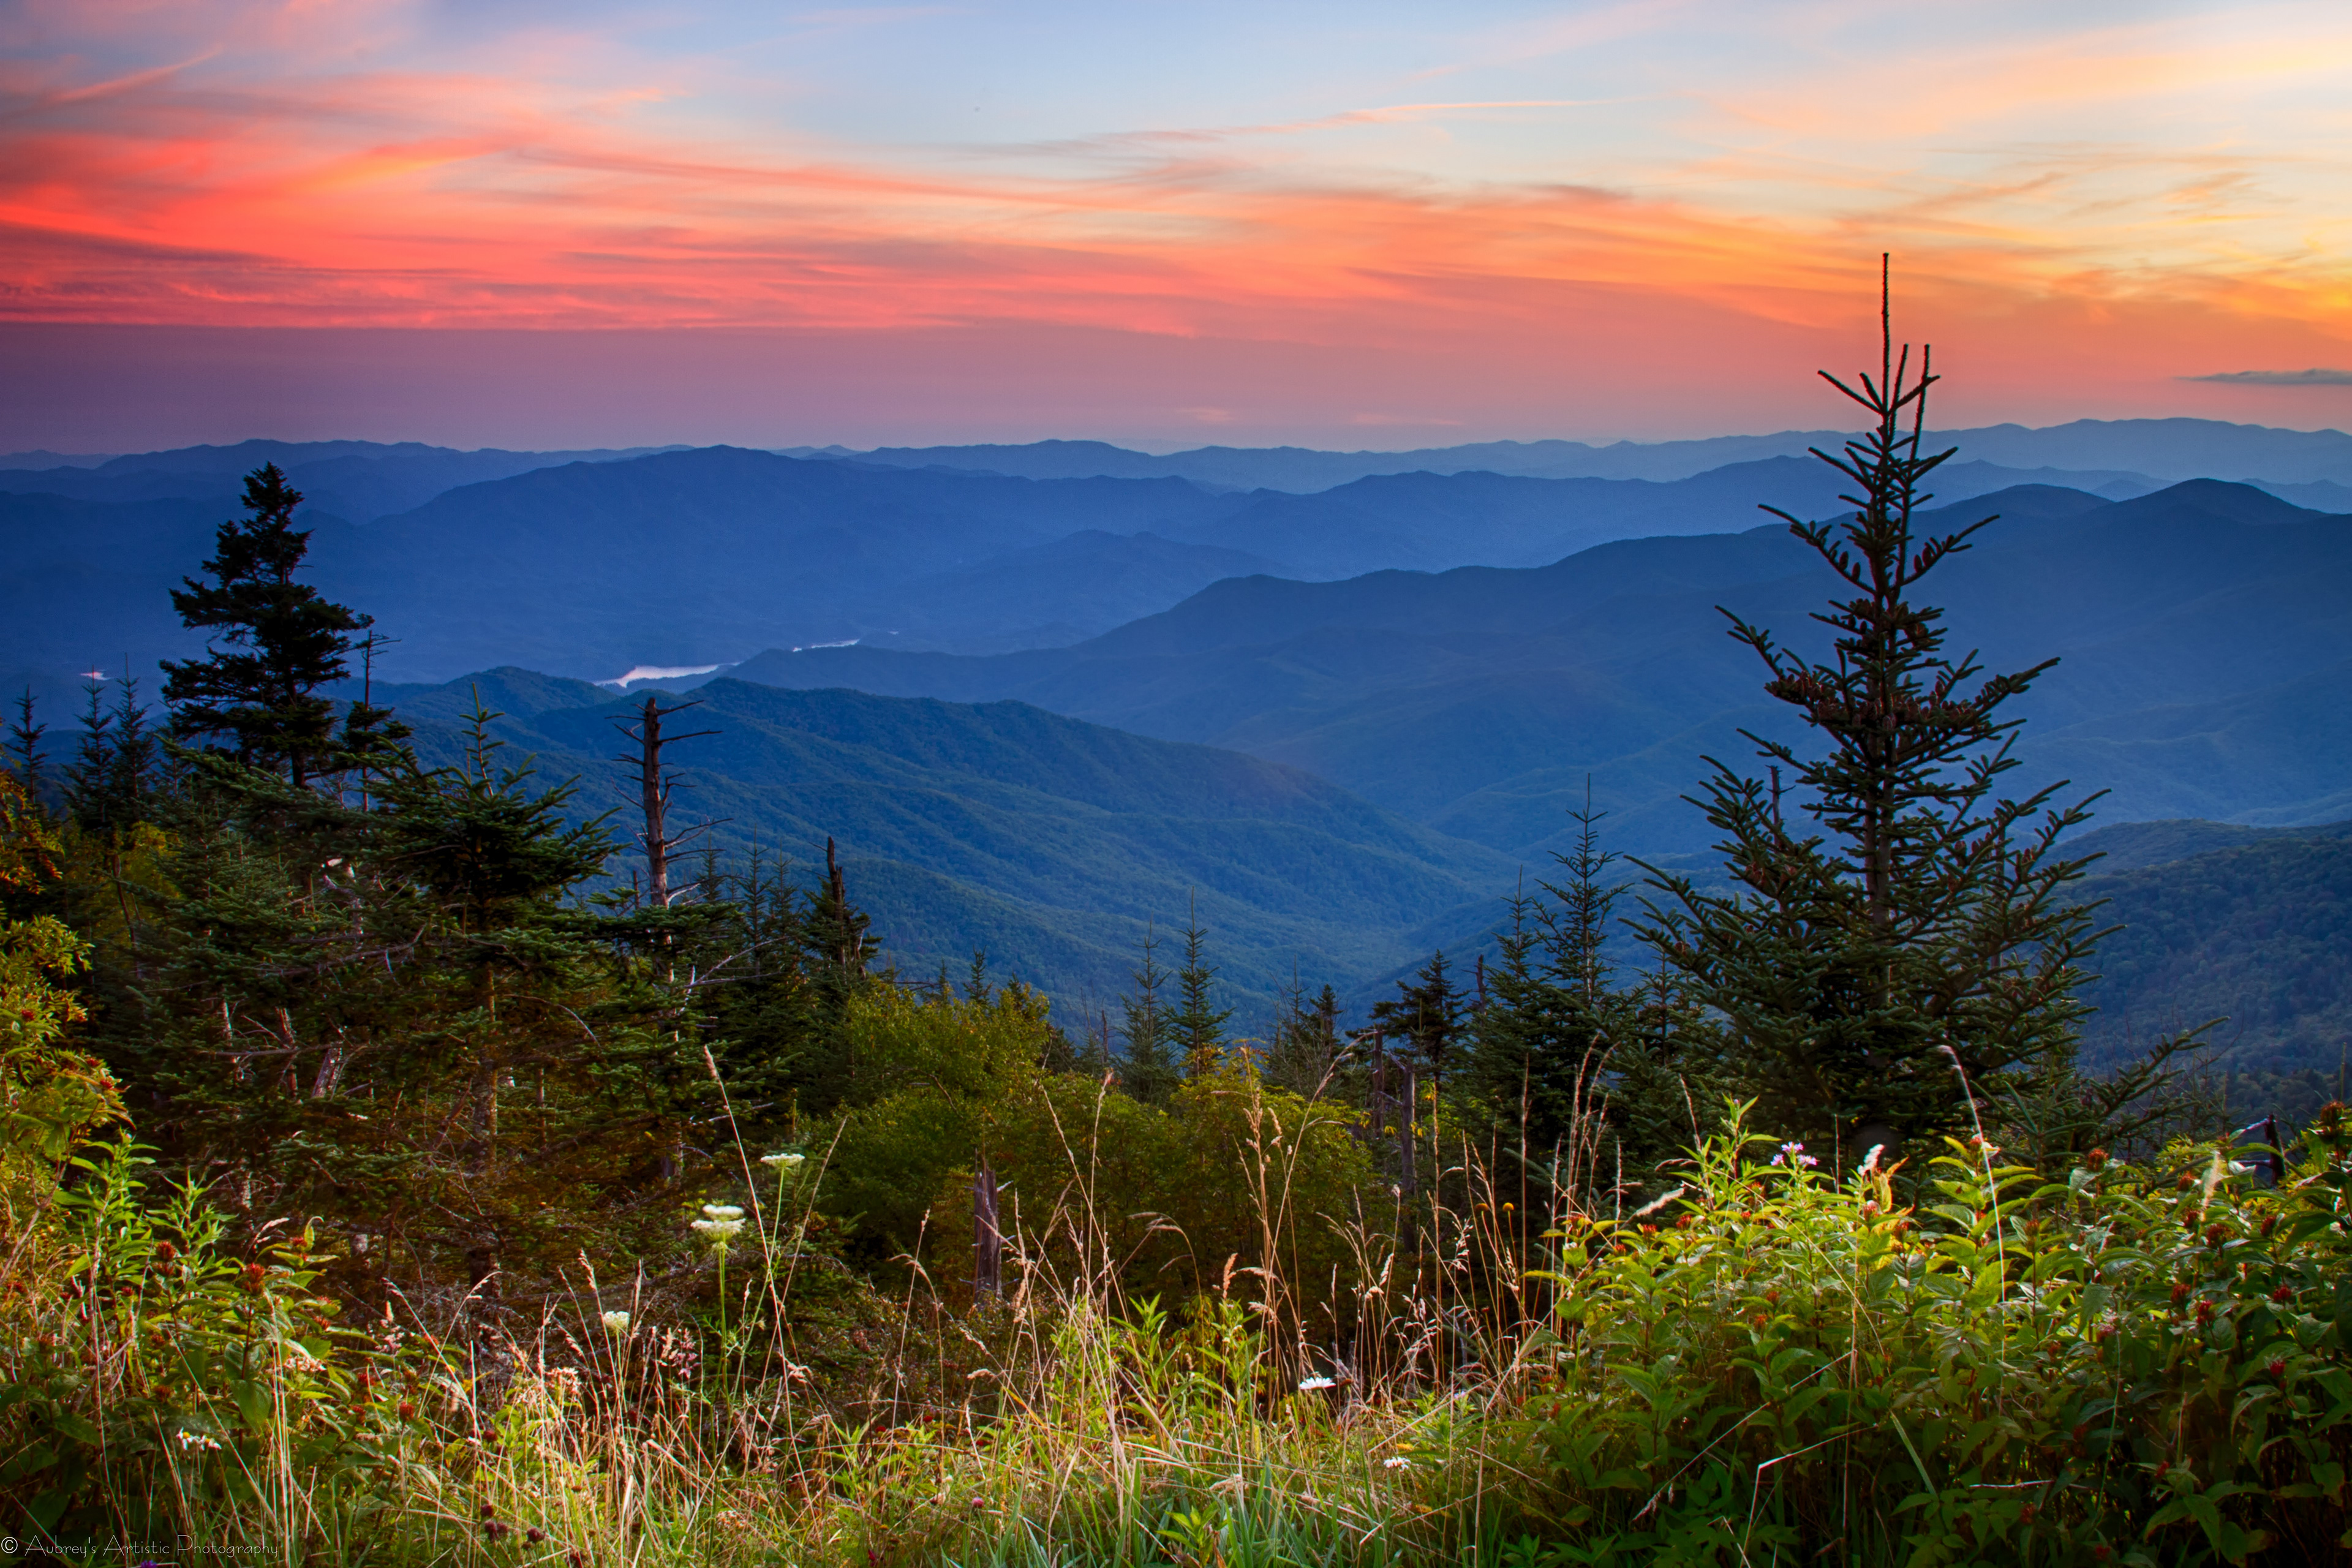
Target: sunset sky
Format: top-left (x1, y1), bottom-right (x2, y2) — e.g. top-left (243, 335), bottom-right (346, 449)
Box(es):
top-left (6, 0), bottom-right (2351, 450)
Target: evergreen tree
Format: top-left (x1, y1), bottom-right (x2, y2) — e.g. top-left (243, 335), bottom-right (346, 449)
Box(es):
top-left (1171, 900), bottom-right (1232, 1077)
top-left (161, 464), bottom-right (399, 789)
top-left (1634, 271), bottom-right (2150, 1163)
top-left (61, 678), bottom-right (160, 838)
top-left (698, 838), bottom-right (816, 1136)
top-left (1265, 976), bottom-right (1344, 1098)
top-left (123, 702), bottom-right (704, 1297)
top-left (1119, 924), bottom-right (1178, 1104)
top-left (1371, 950), bottom-right (1467, 1092)
top-left (9, 690), bottom-right (44, 794)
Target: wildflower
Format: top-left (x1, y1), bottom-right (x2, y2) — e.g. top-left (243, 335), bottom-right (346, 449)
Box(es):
top-left (175, 1430), bottom-right (222, 1452)
top-left (1382, 1455), bottom-right (1413, 1469)
top-left (601, 1310), bottom-right (631, 1333)
top-left (2261, 1213), bottom-right (2278, 1237)
top-left (2170, 1281), bottom-right (2190, 1307)
top-left (239, 1262), bottom-right (267, 1295)
top-left (2195, 1299), bottom-right (2216, 1326)
top-left (2272, 1284), bottom-right (2295, 1303)
top-left (1770, 1141), bottom-right (1818, 1169)
top-left (1297, 1376), bottom-right (1336, 1392)
top-left (761, 1151), bottom-right (806, 1169)
top-left (692, 1204), bottom-right (747, 1245)
top-left (2268, 1359), bottom-right (2288, 1379)
top-left (2084, 1147), bottom-right (2108, 1171)
top-left (398, 1401), bottom-right (417, 1419)
top-left (1858, 1144), bottom-right (1885, 1174)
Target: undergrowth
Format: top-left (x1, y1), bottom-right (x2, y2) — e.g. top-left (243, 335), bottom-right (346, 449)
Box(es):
top-left (6, 1088), bottom-right (2351, 1567)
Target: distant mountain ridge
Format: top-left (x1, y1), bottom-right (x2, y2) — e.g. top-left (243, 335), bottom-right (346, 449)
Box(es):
top-left (723, 479), bottom-right (2352, 861)
top-left (795, 417), bottom-right (2352, 492)
top-left (8, 436), bottom-right (2283, 698)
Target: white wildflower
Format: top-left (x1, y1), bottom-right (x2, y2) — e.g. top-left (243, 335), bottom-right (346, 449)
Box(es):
top-left (175, 1430), bottom-right (223, 1452)
top-left (760, 1152), bottom-right (806, 1170)
top-left (1382, 1455), bottom-right (1412, 1470)
top-left (702, 1203), bottom-right (745, 1220)
top-left (1297, 1376), bottom-right (1336, 1392)
top-left (601, 1310), bottom-right (631, 1333)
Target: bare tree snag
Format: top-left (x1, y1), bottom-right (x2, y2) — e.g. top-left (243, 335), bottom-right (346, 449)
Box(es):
top-left (612, 695), bottom-right (722, 908)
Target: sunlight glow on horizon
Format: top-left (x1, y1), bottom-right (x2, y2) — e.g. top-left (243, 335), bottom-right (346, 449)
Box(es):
top-left (4, 0), bottom-right (2350, 447)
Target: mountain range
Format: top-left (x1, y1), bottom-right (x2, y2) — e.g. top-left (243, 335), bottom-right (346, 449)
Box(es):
top-left (16, 421), bottom-right (2352, 1048)
top-left (9, 420), bottom-right (2349, 706)
top-left (718, 478), bottom-right (2352, 864)
top-left (790, 419), bottom-right (2352, 502)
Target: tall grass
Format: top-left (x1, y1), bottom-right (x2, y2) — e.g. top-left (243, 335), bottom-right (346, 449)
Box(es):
top-left (6, 1073), bottom-right (2351, 1566)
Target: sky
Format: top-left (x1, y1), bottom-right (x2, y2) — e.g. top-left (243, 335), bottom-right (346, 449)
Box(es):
top-left (5, 0), bottom-right (2351, 451)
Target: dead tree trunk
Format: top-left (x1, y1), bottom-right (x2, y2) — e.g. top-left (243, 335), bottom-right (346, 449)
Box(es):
top-left (974, 1157), bottom-right (1003, 1299)
top-left (613, 695), bottom-right (721, 908)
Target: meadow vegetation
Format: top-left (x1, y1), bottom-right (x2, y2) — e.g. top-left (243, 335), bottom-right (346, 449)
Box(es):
top-left (4, 311), bottom-right (2348, 1566)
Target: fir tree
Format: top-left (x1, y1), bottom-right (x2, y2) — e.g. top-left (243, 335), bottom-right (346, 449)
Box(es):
top-left (1265, 975), bottom-right (1344, 1098)
top-left (1469, 807), bottom-right (1627, 1163)
top-left (1171, 899), bottom-right (1231, 1077)
top-left (162, 464), bottom-right (399, 789)
top-left (1371, 950), bottom-right (1467, 1092)
top-left (1120, 924), bottom-right (1178, 1104)
top-left (1634, 268), bottom-right (2152, 1162)
top-left (9, 690), bottom-right (44, 794)
top-left (62, 678), bottom-right (160, 839)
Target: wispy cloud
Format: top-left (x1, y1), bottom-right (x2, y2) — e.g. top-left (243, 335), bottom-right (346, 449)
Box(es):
top-left (2, 0), bottom-right (2348, 432)
top-left (2183, 368), bottom-right (2352, 386)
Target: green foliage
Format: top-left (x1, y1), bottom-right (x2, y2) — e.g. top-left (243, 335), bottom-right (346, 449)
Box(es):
top-left (1171, 903), bottom-right (1233, 1078)
top-left (92, 699), bottom-right (707, 1296)
top-left (0, 1143), bottom-right (399, 1551)
top-left (160, 462), bottom-right (402, 788)
top-left (816, 984), bottom-right (1055, 1261)
top-left (1506, 1104), bottom-right (2352, 1564)
top-left (1120, 924), bottom-right (1180, 1105)
top-left (1636, 297), bottom-right (2167, 1162)
top-left (1372, 950), bottom-right (1469, 1091)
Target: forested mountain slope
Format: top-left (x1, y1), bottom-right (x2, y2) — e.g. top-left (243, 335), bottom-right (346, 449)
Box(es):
top-left (2067, 820), bottom-right (2352, 1123)
top-left (386, 673), bottom-right (1517, 1016)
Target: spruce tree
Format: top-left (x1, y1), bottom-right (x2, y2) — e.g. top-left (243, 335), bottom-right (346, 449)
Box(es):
top-left (1635, 271), bottom-right (2118, 1163)
top-left (1371, 950), bottom-right (1467, 1092)
top-left (162, 463), bottom-right (397, 789)
top-left (1119, 924), bottom-right (1178, 1103)
top-left (1265, 976), bottom-right (1344, 1098)
top-left (62, 678), bottom-right (160, 838)
top-left (1171, 900), bottom-right (1232, 1077)
top-left (9, 690), bottom-right (44, 794)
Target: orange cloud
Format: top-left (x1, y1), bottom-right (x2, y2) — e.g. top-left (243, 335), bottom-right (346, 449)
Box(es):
top-left (2, 0), bottom-right (2348, 440)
